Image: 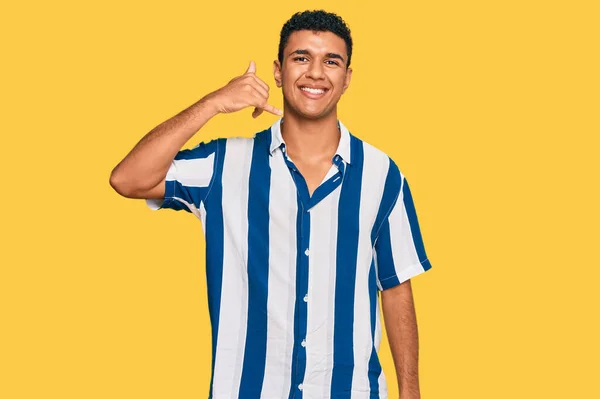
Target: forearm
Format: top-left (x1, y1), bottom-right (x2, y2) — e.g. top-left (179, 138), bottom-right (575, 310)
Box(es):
top-left (381, 280), bottom-right (421, 399)
top-left (109, 95), bottom-right (219, 196)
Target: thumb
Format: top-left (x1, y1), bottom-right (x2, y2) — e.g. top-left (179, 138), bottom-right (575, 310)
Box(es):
top-left (246, 60), bottom-right (256, 74)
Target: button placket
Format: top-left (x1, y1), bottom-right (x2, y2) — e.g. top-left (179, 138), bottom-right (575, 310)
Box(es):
top-left (290, 180), bottom-right (311, 394)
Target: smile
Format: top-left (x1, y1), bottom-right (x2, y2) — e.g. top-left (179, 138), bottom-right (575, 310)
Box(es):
top-left (299, 86), bottom-right (329, 99)
top-left (300, 86), bottom-right (327, 94)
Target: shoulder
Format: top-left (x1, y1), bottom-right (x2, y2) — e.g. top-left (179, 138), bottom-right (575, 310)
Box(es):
top-left (220, 126), bottom-right (272, 147)
top-left (351, 133), bottom-right (405, 185)
top-left (210, 127), bottom-right (273, 164)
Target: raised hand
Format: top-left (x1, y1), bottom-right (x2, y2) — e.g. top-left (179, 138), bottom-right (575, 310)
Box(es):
top-left (205, 61), bottom-right (283, 118)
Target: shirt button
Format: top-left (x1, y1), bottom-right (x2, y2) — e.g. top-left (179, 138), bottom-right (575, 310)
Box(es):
top-left (304, 249), bottom-right (310, 256)
top-left (303, 294), bottom-right (308, 302)
top-left (301, 339), bottom-right (306, 347)
top-left (298, 383), bottom-right (304, 390)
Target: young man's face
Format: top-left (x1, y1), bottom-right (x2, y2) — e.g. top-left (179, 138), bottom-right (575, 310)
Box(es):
top-left (274, 30), bottom-right (352, 120)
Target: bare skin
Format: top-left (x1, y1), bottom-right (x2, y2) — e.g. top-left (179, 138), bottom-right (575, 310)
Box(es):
top-left (382, 280), bottom-right (421, 399)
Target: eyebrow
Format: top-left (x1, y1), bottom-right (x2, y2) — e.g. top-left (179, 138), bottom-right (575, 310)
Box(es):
top-left (289, 49), bottom-right (345, 63)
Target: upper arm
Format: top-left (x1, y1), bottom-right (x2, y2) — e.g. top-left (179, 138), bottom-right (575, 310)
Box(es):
top-left (381, 278), bottom-right (412, 302)
top-left (141, 177), bottom-right (166, 200)
top-left (145, 139), bottom-right (220, 218)
top-left (374, 162), bottom-right (433, 291)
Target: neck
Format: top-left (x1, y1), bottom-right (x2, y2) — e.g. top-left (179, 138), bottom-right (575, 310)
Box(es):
top-left (280, 107), bottom-right (340, 162)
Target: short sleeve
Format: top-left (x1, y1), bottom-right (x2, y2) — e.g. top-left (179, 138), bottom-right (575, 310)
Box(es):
top-left (374, 174), bottom-right (433, 291)
top-left (145, 139), bottom-right (220, 218)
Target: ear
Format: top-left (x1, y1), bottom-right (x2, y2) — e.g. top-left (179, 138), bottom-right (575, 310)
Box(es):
top-left (273, 60), bottom-right (283, 88)
top-left (342, 67), bottom-right (353, 94)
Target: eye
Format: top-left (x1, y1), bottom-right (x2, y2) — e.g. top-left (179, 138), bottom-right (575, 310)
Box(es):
top-left (326, 60), bottom-right (340, 66)
top-left (293, 56), bottom-right (308, 62)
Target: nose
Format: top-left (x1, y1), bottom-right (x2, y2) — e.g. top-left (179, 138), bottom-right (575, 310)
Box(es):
top-left (306, 59), bottom-right (325, 80)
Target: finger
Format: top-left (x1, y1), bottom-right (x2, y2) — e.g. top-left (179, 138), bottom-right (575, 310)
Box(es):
top-left (252, 107), bottom-right (263, 118)
top-left (248, 88), bottom-right (282, 116)
top-left (251, 75), bottom-right (269, 93)
top-left (261, 103), bottom-right (283, 116)
top-left (245, 60), bottom-right (256, 74)
top-left (248, 80), bottom-right (269, 99)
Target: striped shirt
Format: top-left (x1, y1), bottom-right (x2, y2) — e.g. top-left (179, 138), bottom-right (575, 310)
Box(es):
top-left (146, 118), bottom-right (433, 399)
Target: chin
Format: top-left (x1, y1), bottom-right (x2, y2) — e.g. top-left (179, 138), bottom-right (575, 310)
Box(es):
top-left (298, 109), bottom-right (327, 120)
top-left (287, 102), bottom-right (335, 120)
top-left (283, 92), bottom-right (339, 120)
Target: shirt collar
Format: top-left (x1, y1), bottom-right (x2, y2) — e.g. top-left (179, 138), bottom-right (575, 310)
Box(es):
top-left (268, 117), bottom-right (352, 165)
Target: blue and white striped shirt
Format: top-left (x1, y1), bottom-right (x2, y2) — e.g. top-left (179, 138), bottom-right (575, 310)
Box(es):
top-left (146, 118), bottom-right (433, 399)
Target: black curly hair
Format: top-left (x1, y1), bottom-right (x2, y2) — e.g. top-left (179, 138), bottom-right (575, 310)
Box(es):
top-left (278, 10), bottom-right (353, 69)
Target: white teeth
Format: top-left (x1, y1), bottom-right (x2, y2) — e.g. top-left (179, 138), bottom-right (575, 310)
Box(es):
top-left (301, 87), bottom-right (325, 94)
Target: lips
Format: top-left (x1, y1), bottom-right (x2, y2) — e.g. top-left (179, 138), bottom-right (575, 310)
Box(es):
top-left (298, 85), bottom-right (329, 99)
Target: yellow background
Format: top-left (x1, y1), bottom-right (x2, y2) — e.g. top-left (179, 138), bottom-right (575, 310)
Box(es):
top-left (1, 0), bottom-right (598, 398)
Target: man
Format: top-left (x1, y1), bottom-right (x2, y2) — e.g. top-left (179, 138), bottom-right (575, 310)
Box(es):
top-left (110, 10), bottom-right (433, 399)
